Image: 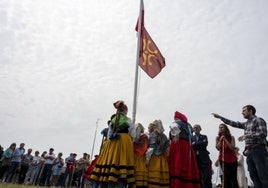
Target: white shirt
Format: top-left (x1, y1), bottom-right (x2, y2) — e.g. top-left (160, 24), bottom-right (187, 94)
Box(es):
top-left (44, 153), bottom-right (56, 164)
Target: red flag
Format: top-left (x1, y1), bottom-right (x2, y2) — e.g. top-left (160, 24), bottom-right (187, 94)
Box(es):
top-left (139, 27), bottom-right (165, 78)
top-left (136, 3), bottom-right (165, 78)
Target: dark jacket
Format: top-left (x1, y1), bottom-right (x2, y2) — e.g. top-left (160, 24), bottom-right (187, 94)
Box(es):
top-left (191, 134), bottom-right (211, 164)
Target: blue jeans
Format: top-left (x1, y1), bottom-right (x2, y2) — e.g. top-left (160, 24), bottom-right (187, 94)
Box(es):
top-left (246, 145), bottom-right (268, 188)
top-left (26, 165), bottom-right (41, 184)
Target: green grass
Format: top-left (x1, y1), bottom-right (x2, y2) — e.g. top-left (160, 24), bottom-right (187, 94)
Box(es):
top-left (0, 182), bottom-right (51, 188)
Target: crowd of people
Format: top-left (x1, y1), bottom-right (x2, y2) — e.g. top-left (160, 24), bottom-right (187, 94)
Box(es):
top-left (0, 143), bottom-right (97, 188)
top-left (0, 102), bottom-right (267, 188)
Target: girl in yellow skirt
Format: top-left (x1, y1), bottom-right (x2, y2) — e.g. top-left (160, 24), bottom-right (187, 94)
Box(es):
top-left (134, 123), bottom-right (149, 188)
top-left (146, 120), bottom-right (170, 188)
top-left (90, 100), bottom-right (136, 188)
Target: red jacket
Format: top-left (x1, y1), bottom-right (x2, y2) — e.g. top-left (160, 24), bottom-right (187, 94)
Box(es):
top-left (83, 157), bottom-right (98, 179)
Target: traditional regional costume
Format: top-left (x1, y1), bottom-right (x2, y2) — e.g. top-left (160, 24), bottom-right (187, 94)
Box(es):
top-left (169, 111), bottom-right (201, 188)
top-left (133, 123), bottom-right (149, 187)
top-left (90, 100), bottom-right (135, 188)
top-left (146, 120), bottom-right (169, 188)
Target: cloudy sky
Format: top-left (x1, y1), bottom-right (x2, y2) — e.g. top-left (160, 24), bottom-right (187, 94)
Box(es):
top-left (1, 0), bottom-right (267, 183)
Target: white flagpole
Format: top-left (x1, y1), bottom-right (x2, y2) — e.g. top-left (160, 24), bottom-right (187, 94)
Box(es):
top-left (91, 118), bottom-right (100, 161)
top-left (132, 0), bottom-right (143, 124)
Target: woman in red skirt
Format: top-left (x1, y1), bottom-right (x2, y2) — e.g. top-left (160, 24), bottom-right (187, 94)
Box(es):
top-left (169, 111), bottom-right (201, 188)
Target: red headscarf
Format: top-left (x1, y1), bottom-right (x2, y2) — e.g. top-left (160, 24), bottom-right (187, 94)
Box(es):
top-left (174, 111), bottom-right (188, 123)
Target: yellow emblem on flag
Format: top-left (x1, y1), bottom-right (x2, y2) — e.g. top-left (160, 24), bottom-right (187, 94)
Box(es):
top-left (141, 39), bottom-right (158, 66)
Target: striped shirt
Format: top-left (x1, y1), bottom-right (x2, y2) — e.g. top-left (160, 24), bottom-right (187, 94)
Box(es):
top-left (221, 115), bottom-right (267, 147)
